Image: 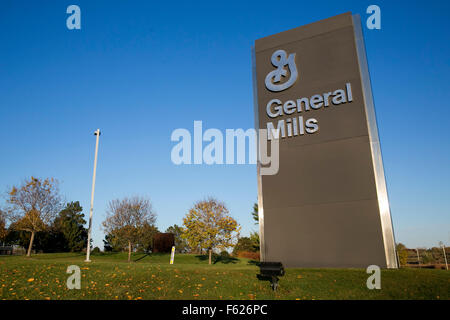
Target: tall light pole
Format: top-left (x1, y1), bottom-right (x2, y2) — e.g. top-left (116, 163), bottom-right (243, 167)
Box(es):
top-left (439, 241), bottom-right (448, 270)
top-left (85, 129), bottom-right (101, 262)
top-left (416, 248), bottom-right (421, 268)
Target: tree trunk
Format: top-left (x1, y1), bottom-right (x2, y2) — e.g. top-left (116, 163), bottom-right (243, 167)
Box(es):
top-left (27, 231), bottom-right (35, 257)
top-left (208, 249), bottom-right (212, 265)
top-left (128, 241), bottom-right (131, 262)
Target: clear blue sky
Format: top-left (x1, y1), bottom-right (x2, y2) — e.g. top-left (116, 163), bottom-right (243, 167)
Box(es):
top-left (0, 0), bottom-right (449, 249)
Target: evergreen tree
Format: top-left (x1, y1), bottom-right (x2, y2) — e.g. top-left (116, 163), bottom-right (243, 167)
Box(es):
top-left (54, 201), bottom-right (88, 252)
top-left (251, 203), bottom-right (258, 224)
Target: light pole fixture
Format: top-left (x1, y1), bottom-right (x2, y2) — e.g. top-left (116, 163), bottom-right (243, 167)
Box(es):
top-left (85, 129), bottom-right (101, 262)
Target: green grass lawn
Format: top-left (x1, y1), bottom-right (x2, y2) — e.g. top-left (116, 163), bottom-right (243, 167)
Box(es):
top-left (0, 252), bottom-right (448, 300)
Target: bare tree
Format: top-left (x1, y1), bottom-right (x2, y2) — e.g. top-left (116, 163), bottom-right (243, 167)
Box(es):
top-left (6, 177), bottom-right (62, 256)
top-left (0, 209), bottom-right (7, 245)
top-left (102, 196), bottom-right (157, 262)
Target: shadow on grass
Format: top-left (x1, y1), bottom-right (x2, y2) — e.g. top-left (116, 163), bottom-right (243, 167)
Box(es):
top-left (133, 253), bottom-right (150, 262)
top-left (247, 260), bottom-right (261, 266)
top-left (133, 252), bottom-right (170, 262)
top-left (195, 254), bottom-right (239, 264)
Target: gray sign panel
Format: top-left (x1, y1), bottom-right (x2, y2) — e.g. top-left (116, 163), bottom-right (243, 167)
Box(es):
top-left (253, 12), bottom-right (398, 268)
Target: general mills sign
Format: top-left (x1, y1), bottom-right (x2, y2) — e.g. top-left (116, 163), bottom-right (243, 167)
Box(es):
top-left (253, 12), bottom-right (398, 268)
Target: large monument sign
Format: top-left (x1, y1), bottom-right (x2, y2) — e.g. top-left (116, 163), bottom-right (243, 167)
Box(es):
top-left (253, 13), bottom-right (398, 268)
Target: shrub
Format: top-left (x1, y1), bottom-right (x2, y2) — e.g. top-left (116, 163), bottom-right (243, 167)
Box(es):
top-left (153, 233), bottom-right (175, 253)
top-left (396, 243), bottom-right (408, 266)
top-left (236, 251), bottom-right (260, 260)
top-left (233, 237), bottom-right (255, 255)
top-left (92, 247), bottom-right (101, 255)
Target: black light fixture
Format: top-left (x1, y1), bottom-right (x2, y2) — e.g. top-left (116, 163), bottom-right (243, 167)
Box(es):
top-left (257, 261), bottom-right (285, 291)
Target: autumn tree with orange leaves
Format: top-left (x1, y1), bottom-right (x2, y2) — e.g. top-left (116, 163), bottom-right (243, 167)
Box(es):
top-left (6, 177), bottom-right (62, 256)
top-left (182, 198), bottom-right (240, 264)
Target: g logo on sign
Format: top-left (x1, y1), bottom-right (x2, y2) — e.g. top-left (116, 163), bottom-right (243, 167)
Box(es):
top-left (265, 50), bottom-right (298, 92)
